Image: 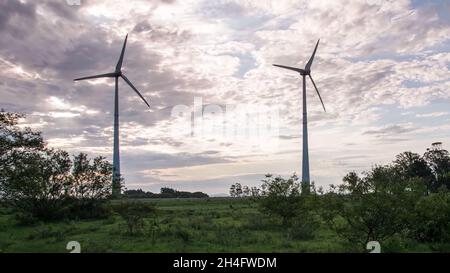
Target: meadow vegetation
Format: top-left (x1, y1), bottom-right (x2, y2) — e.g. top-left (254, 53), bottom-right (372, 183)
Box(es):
top-left (1, 110), bottom-right (449, 253)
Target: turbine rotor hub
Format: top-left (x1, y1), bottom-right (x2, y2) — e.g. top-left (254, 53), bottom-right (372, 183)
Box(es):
top-left (301, 70), bottom-right (310, 76)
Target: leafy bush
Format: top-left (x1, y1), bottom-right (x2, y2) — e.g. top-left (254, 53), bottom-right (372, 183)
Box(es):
top-left (66, 198), bottom-right (113, 220)
top-left (321, 167), bottom-right (426, 250)
top-left (4, 150), bottom-right (113, 223)
top-left (410, 188), bottom-right (450, 243)
top-left (256, 174), bottom-right (302, 225)
top-left (113, 201), bottom-right (157, 235)
top-left (288, 211), bottom-right (319, 241)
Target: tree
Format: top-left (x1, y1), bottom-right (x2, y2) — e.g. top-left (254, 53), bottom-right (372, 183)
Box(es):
top-left (160, 187), bottom-right (177, 198)
top-left (71, 153), bottom-right (113, 199)
top-left (0, 110), bottom-right (114, 222)
top-left (250, 187), bottom-right (260, 197)
top-left (423, 142), bottom-right (450, 192)
top-left (229, 183), bottom-right (243, 197)
top-left (0, 110), bottom-right (44, 153)
top-left (410, 187), bottom-right (450, 243)
top-left (242, 185), bottom-right (250, 197)
top-left (0, 110), bottom-right (44, 198)
top-left (1, 148), bottom-right (73, 221)
top-left (393, 152), bottom-right (434, 188)
top-left (257, 174), bottom-right (302, 225)
top-left (113, 201), bottom-right (157, 235)
top-left (322, 165), bottom-right (426, 250)
top-left (157, 187), bottom-right (208, 198)
top-left (229, 184), bottom-right (236, 197)
top-left (235, 183), bottom-right (243, 197)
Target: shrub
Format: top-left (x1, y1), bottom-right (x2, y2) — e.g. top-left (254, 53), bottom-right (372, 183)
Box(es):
top-left (112, 201), bottom-right (157, 235)
top-left (321, 167), bottom-right (426, 250)
top-left (410, 189), bottom-right (450, 243)
top-left (3, 150), bottom-right (113, 222)
top-left (288, 212), bottom-right (319, 241)
top-left (257, 174), bottom-right (302, 225)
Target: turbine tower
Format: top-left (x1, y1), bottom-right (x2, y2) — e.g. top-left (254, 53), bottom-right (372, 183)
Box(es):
top-left (74, 34), bottom-right (150, 197)
top-left (273, 40), bottom-right (326, 194)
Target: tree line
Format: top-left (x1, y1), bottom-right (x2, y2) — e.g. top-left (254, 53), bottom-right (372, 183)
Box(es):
top-left (124, 188), bottom-right (209, 199)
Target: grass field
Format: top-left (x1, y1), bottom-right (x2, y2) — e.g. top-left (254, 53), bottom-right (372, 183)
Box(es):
top-left (0, 198), bottom-right (437, 253)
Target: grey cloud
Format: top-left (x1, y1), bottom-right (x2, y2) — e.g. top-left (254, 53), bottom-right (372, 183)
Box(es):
top-left (0, 0), bottom-right (36, 31)
top-left (198, 1), bottom-right (244, 18)
top-left (125, 136), bottom-right (184, 147)
top-left (122, 151), bottom-right (234, 172)
top-left (279, 135), bottom-right (300, 140)
top-left (44, 0), bottom-right (80, 21)
top-left (363, 124), bottom-right (417, 137)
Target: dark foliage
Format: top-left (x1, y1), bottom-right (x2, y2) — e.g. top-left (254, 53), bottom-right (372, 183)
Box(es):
top-left (0, 110), bottom-right (113, 223)
top-left (320, 144), bottom-right (450, 250)
top-left (410, 188), bottom-right (450, 243)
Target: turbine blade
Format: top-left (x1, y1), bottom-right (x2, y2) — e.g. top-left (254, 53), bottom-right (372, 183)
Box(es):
top-left (308, 75), bottom-right (326, 112)
top-left (121, 74), bottom-right (150, 108)
top-left (305, 39), bottom-right (320, 71)
top-left (74, 72), bottom-right (116, 81)
top-left (272, 64), bottom-right (305, 74)
top-left (116, 34), bottom-right (128, 71)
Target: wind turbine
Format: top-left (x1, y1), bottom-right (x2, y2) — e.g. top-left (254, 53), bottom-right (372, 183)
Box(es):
top-left (74, 34), bottom-right (150, 197)
top-left (273, 39), bottom-right (326, 194)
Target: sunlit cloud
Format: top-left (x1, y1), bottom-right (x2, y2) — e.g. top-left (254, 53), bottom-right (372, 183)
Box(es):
top-left (1, 0), bottom-right (450, 194)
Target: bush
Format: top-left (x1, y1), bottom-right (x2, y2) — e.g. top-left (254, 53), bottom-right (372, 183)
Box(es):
top-left (3, 150), bottom-right (114, 223)
top-left (321, 167), bottom-right (426, 250)
top-left (14, 198), bottom-right (112, 225)
top-left (410, 189), bottom-right (450, 243)
top-left (288, 212), bottom-right (319, 240)
top-left (112, 201), bottom-right (157, 235)
top-left (257, 174), bottom-right (302, 225)
top-left (66, 198), bottom-right (112, 220)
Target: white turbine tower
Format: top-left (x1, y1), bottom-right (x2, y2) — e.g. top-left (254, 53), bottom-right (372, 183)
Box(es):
top-left (273, 40), bottom-right (326, 194)
top-left (74, 34), bottom-right (150, 197)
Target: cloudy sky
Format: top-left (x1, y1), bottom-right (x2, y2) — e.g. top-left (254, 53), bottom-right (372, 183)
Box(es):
top-left (1, 0), bottom-right (450, 195)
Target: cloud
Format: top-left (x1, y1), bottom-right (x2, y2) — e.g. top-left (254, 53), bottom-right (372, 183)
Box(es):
top-left (1, 0), bottom-right (450, 193)
top-left (416, 112), bottom-right (450, 118)
top-left (363, 123), bottom-right (417, 137)
top-left (0, 0), bottom-right (36, 31)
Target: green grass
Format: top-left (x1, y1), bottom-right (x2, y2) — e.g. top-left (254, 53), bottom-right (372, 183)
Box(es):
top-left (0, 198), bottom-right (437, 253)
